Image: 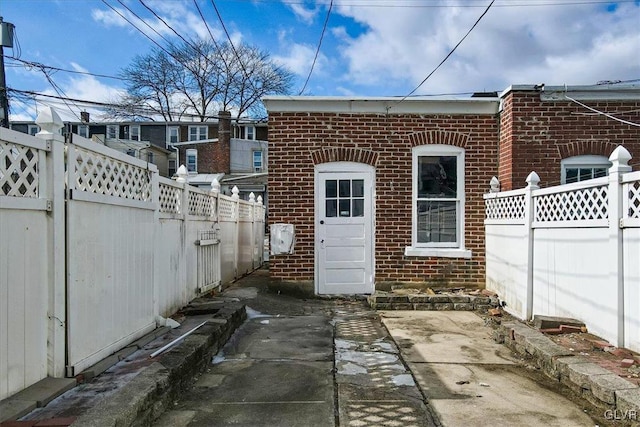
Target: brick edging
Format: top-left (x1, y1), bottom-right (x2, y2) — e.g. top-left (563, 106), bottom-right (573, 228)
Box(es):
top-left (71, 303), bottom-right (247, 426)
top-left (367, 292), bottom-right (500, 311)
top-left (495, 321), bottom-right (640, 423)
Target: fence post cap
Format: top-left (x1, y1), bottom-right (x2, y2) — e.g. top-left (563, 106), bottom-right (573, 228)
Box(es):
top-left (489, 176), bottom-right (500, 193)
top-left (211, 178), bottom-right (220, 194)
top-left (249, 192), bottom-right (255, 202)
top-left (176, 165), bottom-right (188, 183)
top-left (35, 106), bottom-right (63, 137)
top-left (231, 186), bottom-right (239, 199)
top-left (257, 195), bottom-right (263, 205)
top-left (526, 171), bottom-right (540, 189)
top-left (608, 146), bottom-right (632, 173)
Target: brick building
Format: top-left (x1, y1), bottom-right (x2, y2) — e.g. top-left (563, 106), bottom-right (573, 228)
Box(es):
top-left (263, 83), bottom-right (640, 294)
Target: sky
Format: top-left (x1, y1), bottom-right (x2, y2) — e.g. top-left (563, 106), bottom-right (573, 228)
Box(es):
top-left (2, 0), bottom-right (639, 122)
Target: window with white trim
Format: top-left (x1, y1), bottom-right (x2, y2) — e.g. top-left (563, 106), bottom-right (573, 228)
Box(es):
top-left (253, 150), bottom-right (263, 172)
top-left (405, 145), bottom-right (470, 258)
top-left (28, 125), bottom-right (40, 136)
top-left (78, 125), bottom-right (89, 138)
top-left (561, 155), bottom-right (610, 184)
top-left (168, 159), bottom-right (177, 177)
top-left (131, 125), bottom-right (140, 141)
top-left (186, 149), bottom-right (198, 173)
top-left (168, 126), bottom-right (179, 144)
top-left (107, 125), bottom-right (118, 139)
top-left (245, 125), bottom-right (255, 140)
top-left (189, 126), bottom-right (208, 141)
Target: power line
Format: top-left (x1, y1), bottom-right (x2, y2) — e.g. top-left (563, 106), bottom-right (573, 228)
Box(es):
top-left (116, 0), bottom-right (178, 49)
top-left (100, 0), bottom-right (174, 58)
top-left (6, 56), bottom-right (125, 81)
top-left (565, 95), bottom-right (640, 127)
top-left (228, 0), bottom-right (637, 7)
top-left (395, 0), bottom-right (495, 105)
top-left (209, 0), bottom-right (261, 95)
top-left (8, 88), bottom-right (232, 121)
top-left (298, 0), bottom-right (333, 95)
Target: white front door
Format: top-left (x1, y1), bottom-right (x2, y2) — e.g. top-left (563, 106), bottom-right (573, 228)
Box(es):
top-left (316, 164), bottom-right (374, 294)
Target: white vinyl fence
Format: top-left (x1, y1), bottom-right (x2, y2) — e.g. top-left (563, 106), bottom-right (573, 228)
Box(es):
top-left (0, 108), bottom-right (265, 400)
top-left (485, 146), bottom-right (639, 352)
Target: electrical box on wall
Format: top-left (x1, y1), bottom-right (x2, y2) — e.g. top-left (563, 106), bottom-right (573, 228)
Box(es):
top-left (270, 223), bottom-right (295, 255)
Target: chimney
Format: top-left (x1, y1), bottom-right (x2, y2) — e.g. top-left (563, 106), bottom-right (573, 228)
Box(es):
top-left (218, 111), bottom-right (231, 174)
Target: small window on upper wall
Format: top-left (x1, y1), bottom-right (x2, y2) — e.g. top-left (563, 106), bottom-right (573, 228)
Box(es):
top-left (77, 125), bottom-right (89, 138)
top-left (28, 125), bottom-right (40, 135)
top-left (253, 150), bottom-right (263, 172)
top-left (245, 126), bottom-right (255, 140)
top-left (168, 127), bottom-right (179, 144)
top-left (186, 149), bottom-right (198, 173)
top-left (561, 155), bottom-right (611, 184)
top-left (107, 125), bottom-right (118, 139)
top-left (189, 126), bottom-right (208, 141)
top-left (131, 125), bottom-right (140, 141)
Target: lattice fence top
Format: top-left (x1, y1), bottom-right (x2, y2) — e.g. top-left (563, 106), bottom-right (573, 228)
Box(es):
top-left (218, 197), bottom-right (236, 220)
top-left (71, 146), bottom-right (152, 201)
top-left (534, 186), bottom-right (608, 222)
top-left (626, 179), bottom-right (640, 219)
top-left (238, 202), bottom-right (252, 220)
top-left (188, 191), bottom-right (215, 217)
top-left (1, 141), bottom-right (39, 198)
top-left (254, 205), bottom-right (265, 220)
top-left (485, 194), bottom-right (526, 220)
top-left (159, 182), bottom-right (182, 214)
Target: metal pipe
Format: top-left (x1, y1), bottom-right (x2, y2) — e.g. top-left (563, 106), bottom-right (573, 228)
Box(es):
top-left (149, 320), bottom-right (208, 358)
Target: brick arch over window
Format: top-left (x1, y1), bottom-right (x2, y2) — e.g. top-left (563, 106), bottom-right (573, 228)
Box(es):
top-left (311, 147), bottom-right (379, 166)
top-left (409, 130), bottom-right (469, 148)
top-left (556, 140), bottom-right (618, 159)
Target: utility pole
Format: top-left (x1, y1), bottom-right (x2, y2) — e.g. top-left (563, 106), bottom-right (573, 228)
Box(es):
top-left (0, 17), bottom-right (15, 128)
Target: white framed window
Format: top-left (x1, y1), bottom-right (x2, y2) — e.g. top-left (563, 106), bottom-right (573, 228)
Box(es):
top-left (186, 149), bottom-right (198, 173)
top-left (28, 125), bottom-right (40, 135)
top-left (253, 150), bottom-right (263, 172)
top-left (78, 125), bottom-right (89, 138)
top-left (131, 125), bottom-right (140, 141)
top-left (245, 125), bottom-right (255, 140)
top-left (168, 126), bottom-right (179, 144)
top-left (405, 145), bottom-right (471, 258)
top-left (168, 159), bottom-right (177, 177)
top-left (561, 155), bottom-right (610, 184)
top-left (189, 125), bottom-right (208, 141)
top-left (107, 125), bottom-right (118, 139)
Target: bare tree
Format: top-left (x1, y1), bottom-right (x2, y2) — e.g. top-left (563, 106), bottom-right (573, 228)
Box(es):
top-left (106, 40), bottom-right (293, 121)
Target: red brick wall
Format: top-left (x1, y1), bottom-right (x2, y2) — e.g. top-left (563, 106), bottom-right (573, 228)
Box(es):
top-left (177, 112), bottom-right (231, 174)
top-left (267, 112), bottom-right (499, 288)
top-left (499, 91), bottom-right (640, 190)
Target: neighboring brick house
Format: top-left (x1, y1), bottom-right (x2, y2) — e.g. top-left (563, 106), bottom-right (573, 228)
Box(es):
top-left (263, 83), bottom-right (640, 295)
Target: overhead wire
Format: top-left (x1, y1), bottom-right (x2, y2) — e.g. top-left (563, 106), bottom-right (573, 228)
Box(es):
top-left (564, 95), bottom-right (640, 127)
top-left (6, 56), bottom-right (125, 81)
top-left (394, 0), bottom-right (495, 106)
top-left (298, 0), bottom-right (333, 95)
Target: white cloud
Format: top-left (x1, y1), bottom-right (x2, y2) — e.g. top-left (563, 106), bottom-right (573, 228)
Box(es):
top-left (274, 43), bottom-right (328, 77)
top-left (286, 3), bottom-right (320, 25)
top-left (331, 1), bottom-right (640, 94)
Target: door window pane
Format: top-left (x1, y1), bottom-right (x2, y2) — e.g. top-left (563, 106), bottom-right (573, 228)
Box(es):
top-left (326, 180), bottom-right (337, 198)
top-left (352, 199), bottom-right (364, 217)
top-left (339, 199), bottom-right (350, 217)
top-left (339, 180), bottom-right (351, 197)
top-left (326, 200), bottom-right (337, 217)
top-left (352, 180), bottom-right (364, 197)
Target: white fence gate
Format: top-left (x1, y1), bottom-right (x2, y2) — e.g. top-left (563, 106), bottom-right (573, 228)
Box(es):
top-left (0, 108), bottom-right (265, 399)
top-left (484, 146), bottom-right (640, 352)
